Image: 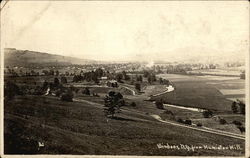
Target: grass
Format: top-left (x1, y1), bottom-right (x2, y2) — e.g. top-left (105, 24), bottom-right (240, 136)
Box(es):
top-left (151, 80), bottom-right (233, 112)
top-left (153, 74), bottom-right (245, 113)
top-left (191, 118), bottom-right (243, 134)
top-left (4, 95), bottom-right (244, 156)
top-left (143, 85), bottom-right (168, 96)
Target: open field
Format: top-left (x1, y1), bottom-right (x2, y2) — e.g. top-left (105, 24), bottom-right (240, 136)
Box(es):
top-left (154, 74), bottom-right (245, 112)
top-left (144, 85), bottom-right (169, 96)
top-left (201, 76), bottom-right (245, 102)
top-left (4, 95), bottom-right (245, 155)
top-left (187, 69), bottom-right (242, 76)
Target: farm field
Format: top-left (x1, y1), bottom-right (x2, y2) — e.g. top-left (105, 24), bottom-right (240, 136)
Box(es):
top-left (4, 95), bottom-right (245, 156)
top-left (152, 74), bottom-right (245, 135)
top-left (198, 76), bottom-right (245, 102)
top-left (155, 74), bottom-right (245, 112)
top-left (187, 68), bottom-right (242, 76)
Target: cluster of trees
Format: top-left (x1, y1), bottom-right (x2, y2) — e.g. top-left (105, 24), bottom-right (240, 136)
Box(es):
top-left (42, 70), bottom-right (60, 76)
top-left (73, 72), bottom-right (98, 83)
top-left (136, 75), bottom-right (143, 82)
top-left (5, 68), bottom-right (68, 77)
top-left (240, 71), bottom-right (245, 79)
top-left (231, 101), bottom-right (245, 115)
top-left (159, 78), bottom-right (170, 85)
top-left (143, 71), bottom-right (157, 84)
top-left (232, 120), bottom-right (245, 133)
top-left (224, 62), bottom-right (244, 68)
top-left (115, 71), bottom-right (130, 83)
top-left (4, 68), bottom-right (40, 77)
top-left (71, 68), bottom-right (138, 85)
top-left (103, 91), bottom-right (125, 118)
top-left (5, 75), bottom-right (103, 103)
top-left (72, 68), bottom-right (108, 83)
top-left (165, 65), bottom-right (191, 74)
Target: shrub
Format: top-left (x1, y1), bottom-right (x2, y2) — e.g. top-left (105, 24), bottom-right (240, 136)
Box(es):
top-left (55, 90), bottom-right (62, 97)
top-left (82, 87), bottom-right (90, 95)
top-left (238, 126), bottom-right (245, 133)
top-left (184, 119), bottom-right (192, 125)
top-left (130, 102), bottom-right (137, 107)
top-left (202, 110), bottom-right (213, 118)
top-left (219, 118), bottom-right (227, 125)
top-left (61, 76), bottom-right (67, 84)
top-left (197, 123), bottom-right (203, 127)
top-left (155, 100), bottom-right (164, 109)
top-left (61, 92), bottom-right (73, 102)
top-left (33, 86), bottom-right (43, 95)
top-left (238, 101), bottom-right (245, 115)
top-left (164, 110), bottom-right (174, 116)
top-left (54, 78), bottom-right (60, 87)
top-left (135, 83), bottom-right (141, 92)
top-left (232, 120), bottom-right (242, 126)
top-left (231, 101), bottom-right (238, 113)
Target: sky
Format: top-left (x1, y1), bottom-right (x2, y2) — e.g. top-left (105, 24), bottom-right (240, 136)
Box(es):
top-left (1, 1), bottom-right (249, 61)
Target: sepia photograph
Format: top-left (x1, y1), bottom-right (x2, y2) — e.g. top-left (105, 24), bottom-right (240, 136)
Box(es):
top-left (0, 0), bottom-right (249, 157)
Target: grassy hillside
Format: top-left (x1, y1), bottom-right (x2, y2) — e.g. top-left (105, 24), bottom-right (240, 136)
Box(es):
top-left (4, 48), bottom-right (96, 66)
top-left (4, 95), bottom-right (244, 156)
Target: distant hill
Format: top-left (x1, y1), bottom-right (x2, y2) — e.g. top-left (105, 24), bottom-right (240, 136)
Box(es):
top-left (4, 48), bottom-right (97, 67)
top-left (140, 47), bottom-right (245, 66)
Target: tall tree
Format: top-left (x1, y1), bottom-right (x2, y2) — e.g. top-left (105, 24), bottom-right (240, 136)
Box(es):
top-left (231, 101), bottom-right (238, 113)
top-left (55, 70), bottom-right (59, 76)
top-left (135, 83), bottom-right (141, 92)
top-left (82, 87), bottom-right (90, 95)
top-left (116, 73), bottom-right (123, 83)
top-left (61, 76), bottom-right (67, 84)
top-left (104, 91), bottom-right (125, 118)
top-left (54, 78), bottom-right (60, 87)
top-left (238, 101), bottom-right (245, 115)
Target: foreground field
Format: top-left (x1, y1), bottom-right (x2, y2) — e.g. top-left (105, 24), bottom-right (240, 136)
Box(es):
top-left (4, 95), bottom-right (244, 156)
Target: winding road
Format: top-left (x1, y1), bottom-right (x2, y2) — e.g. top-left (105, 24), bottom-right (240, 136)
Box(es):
top-left (73, 97), bottom-right (245, 140)
top-left (151, 115), bottom-right (245, 140)
top-left (151, 85), bottom-right (175, 97)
